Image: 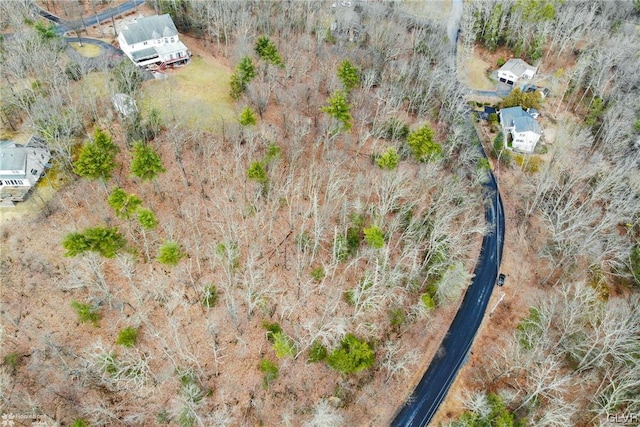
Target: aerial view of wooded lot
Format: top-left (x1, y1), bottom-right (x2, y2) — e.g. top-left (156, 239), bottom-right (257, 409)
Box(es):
top-left (0, 1), bottom-right (639, 426)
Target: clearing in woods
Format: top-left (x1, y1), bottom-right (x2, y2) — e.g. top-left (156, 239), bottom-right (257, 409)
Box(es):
top-left (139, 40), bottom-right (236, 132)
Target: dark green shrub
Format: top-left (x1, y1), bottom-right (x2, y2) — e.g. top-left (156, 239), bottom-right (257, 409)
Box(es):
top-left (247, 161), bottom-right (268, 184)
top-left (117, 327), bottom-right (138, 347)
top-left (327, 333), bottom-right (375, 374)
top-left (343, 288), bottom-right (355, 306)
top-left (157, 241), bottom-right (185, 266)
top-left (131, 141), bottom-right (165, 182)
top-left (421, 293), bottom-right (436, 310)
top-left (265, 142), bottom-right (281, 162)
top-left (262, 321), bottom-right (282, 342)
top-left (202, 284), bottom-right (219, 309)
top-left (455, 393), bottom-right (521, 426)
top-left (310, 266), bottom-right (326, 281)
top-left (73, 128), bottom-right (118, 181)
top-left (407, 124), bottom-right (442, 162)
top-left (255, 36), bottom-right (283, 66)
top-left (2, 352), bottom-right (21, 373)
top-left (376, 118), bottom-right (410, 141)
top-left (70, 301), bottom-right (101, 326)
top-left (308, 341), bottom-right (327, 362)
top-left (108, 187), bottom-right (142, 219)
top-left (516, 307), bottom-right (542, 350)
top-left (137, 208), bottom-right (158, 230)
top-left (321, 90), bottom-right (352, 131)
top-left (229, 56), bottom-right (255, 99)
top-left (337, 59), bottom-right (360, 91)
top-left (389, 308), bottom-right (406, 328)
top-left (346, 226), bottom-right (362, 252)
top-left (259, 358), bottom-right (279, 387)
top-left (363, 225), bottom-right (385, 249)
top-left (239, 106), bottom-right (257, 126)
top-left (272, 332), bottom-right (296, 358)
top-left (376, 146), bottom-right (399, 170)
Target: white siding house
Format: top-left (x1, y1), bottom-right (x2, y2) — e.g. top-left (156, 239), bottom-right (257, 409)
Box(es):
top-left (0, 136), bottom-right (51, 204)
top-left (497, 59), bottom-right (537, 86)
top-left (118, 14), bottom-right (190, 69)
top-left (499, 106), bottom-right (542, 154)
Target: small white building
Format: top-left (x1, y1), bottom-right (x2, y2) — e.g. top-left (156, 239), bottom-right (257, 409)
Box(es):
top-left (0, 136), bottom-right (51, 204)
top-left (499, 106), bottom-right (542, 154)
top-left (497, 59), bottom-right (537, 86)
top-left (118, 14), bottom-right (190, 69)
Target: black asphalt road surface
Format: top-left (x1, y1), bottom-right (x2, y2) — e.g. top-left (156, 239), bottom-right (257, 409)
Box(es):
top-left (391, 150), bottom-right (505, 427)
top-left (38, 0), bottom-right (140, 35)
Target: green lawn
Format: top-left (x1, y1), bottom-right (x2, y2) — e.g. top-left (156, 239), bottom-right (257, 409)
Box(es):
top-left (69, 42), bottom-right (102, 58)
top-left (139, 56), bottom-right (236, 131)
top-left (403, 0), bottom-right (451, 21)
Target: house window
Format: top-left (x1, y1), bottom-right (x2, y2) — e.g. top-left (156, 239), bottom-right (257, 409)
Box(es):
top-left (144, 41), bottom-right (148, 45)
top-left (164, 37), bottom-right (168, 43)
top-left (31, 169), bottom-right (38, 175)
top-left (170, 37), bottom-right (174, 43)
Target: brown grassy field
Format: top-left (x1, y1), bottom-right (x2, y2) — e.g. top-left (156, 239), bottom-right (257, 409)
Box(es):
top-left (139, 38), bottom-right (236, 132)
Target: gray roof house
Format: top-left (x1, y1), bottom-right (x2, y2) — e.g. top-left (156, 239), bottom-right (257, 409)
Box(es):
top-left (0, 136), bottom-right (51, 204)
top-left (499, 106), bottom-right (542, 154)
top-left (497, 59), bottom-right (537, 86)
top-left (117, 14), bottom-right (190, 69)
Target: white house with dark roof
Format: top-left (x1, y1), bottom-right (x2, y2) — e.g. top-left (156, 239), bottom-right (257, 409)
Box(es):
top-left (497, 59), bottom-right (537, 86)
top-left (0, 136), bottom-right (51, 204)
top-left (499, 106), bottom-right (542, 153)
top-left (117, 14), bottom-right (190, 69)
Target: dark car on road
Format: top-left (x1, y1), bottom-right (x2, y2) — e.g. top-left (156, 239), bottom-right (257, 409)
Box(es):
top-left (497, 273), bottom-right (505, 287)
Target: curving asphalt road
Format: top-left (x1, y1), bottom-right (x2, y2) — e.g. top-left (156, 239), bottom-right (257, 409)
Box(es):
top-left (391, 0), bottom-right (506, 424)
top-left (37, 0), bottom-right (141, 35)
top-left (64, 37), bottom-right (124, 69)
top-left (34, 2), bottom-right (134, 68)
top-left (391, 149), bottom-right (505, 426)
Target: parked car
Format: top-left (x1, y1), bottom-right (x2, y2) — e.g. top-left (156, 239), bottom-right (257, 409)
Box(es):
top-left (497, 273), bottom-right (506, 287)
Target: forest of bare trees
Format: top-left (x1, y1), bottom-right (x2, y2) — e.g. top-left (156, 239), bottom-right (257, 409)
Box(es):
top-left (1, 0), bottom-right (639, 425)
top-left (0, 1), bottom-right (491, 425)
top-left (452, 1), bottom-right (640, 426)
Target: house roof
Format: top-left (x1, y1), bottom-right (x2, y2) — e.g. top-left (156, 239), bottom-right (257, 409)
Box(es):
top-left (499, 59), bottom-right (537, 78)
top-left (130, 46), bottom-right (159, 61)
top-left (512, 115), bottom-right (542, 134)
top-left (500, 106), bottom-right (542, 135)
top-left (0, 141), bottom-right (27, 177)
top-left (120, 14), bottom-right (178, 45)
top-left (154, 40), bottom-right (188, 56)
